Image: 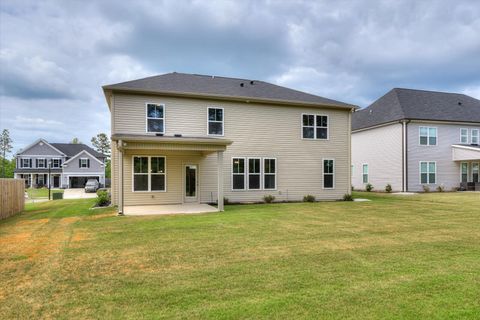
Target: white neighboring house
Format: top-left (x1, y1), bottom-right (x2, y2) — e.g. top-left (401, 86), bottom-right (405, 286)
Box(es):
top-left (351, 88), bottom-right (480, 192)
top-left (13, 139), bottom-right (107, 188)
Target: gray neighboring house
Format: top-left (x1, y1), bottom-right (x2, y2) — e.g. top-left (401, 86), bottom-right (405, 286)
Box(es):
top-left (351, 88), bottom-right (480, 192)
top-left (14, 139), bottom-right (107, 188)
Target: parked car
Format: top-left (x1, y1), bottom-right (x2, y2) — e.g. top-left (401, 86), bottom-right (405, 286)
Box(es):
top-left (85, 179), bottom-right (99, 193)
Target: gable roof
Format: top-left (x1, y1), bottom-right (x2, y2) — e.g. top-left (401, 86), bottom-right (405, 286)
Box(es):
top-left (103, 72), bottom-right (356, 109)
top-left (352, 88), bottom-right (480, 131)
top-left (15, 138), bottom-right (66, 156)
top-left (62, 149), bottom-right (105, 165)
top-left (50, 143), bottom-right (106, 158)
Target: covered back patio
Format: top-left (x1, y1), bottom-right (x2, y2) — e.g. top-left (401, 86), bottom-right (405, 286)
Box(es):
top-left (452, 144), bottom-right (480, 191)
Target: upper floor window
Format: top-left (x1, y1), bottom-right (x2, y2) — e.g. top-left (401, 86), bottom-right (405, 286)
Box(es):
top-left (323, 159), bottom-right (335, 189)
top-left (419, 127), bottom-right (437, 146)
top-left (460, 128), bottom-right (468, 144)
top-left (80, 158), bottom-right (90, 168)
top-left (146, 103), bottom-right (164, 133)
top-left (420, 161), bottom-right (436, 184)
top-left (52, 158), bottom-right (61, 168)
top-left (37, 158), bottom-right (46, 168)
top-left (208, 107), bottom-right (224, 135)
top-left (362, 164), bottom-right (368, 183)
top-left (21, 158), bottom-right (31, 168)
top-left (302, 114), bottom-right (328, 140)
top-left (472, 129), bottom-right (479, 144)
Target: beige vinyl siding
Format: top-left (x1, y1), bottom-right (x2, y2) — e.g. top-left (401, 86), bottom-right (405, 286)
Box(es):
top-left (113, 93), bottom-right (351, 204)
top-left (351, 123), bottom-right (403, 191)
top-left (111, 141), bottom-right (119, 205)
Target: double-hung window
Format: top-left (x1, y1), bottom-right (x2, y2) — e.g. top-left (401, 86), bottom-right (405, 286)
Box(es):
top-left (232, 158), bottom-right (246, 190)
top-left (52, 158), bottom-right (61, 168)
top-left (461, 162), bottom-right (468, 183)
top-left (460, 128), bottom-right (469, 144)
top-left (472, 129), bottom-right (479, 144)
top-left (22, 158), bottom-right (30, 168)
top-left (323, 159), bottom-right (334, 189)
top-left (472, 163), bottom-right (479, 183)
top-left (146, 103), bottom-right (165, 133)
top-left (80, 158), bottom-right (89, 168)
top-left (248, 158), bottom-right (261, 190)
top-left (419, 127), bottom-right (437, 145)
top-left (208, 107), bottom-right (224, 135)
top-left (133, 156), bottom-right (166, 192)
top-left (37, 158), bottom-right (46, 168)
top-left (420, 161), bottom-right (436, 184)
top-left (302, 114), bottom-right (328, 139)
top-left (362, 164), bottom-right (368, 183)
top-left (263, 158), bottom-right (276, 190)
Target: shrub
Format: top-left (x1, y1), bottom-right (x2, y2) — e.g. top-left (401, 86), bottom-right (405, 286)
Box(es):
top-left (385, 184), bottom-right (392, 193)
top-left (223, 197), bottom-right (229, 205)
top-left (263, 195), bottom-right (275, 203)
top-left (95, 190), bottom-right (111, 207)
top-left (436, 185), bottom-right (445, 192)
top-left (303, 194), bottom-right (316, 202)
top-left (422, 185), bottom-right (430, 193)
top-left (343, 194), bottom-right (353, 201)
top-left (365, 183), bottom-right (373, 192)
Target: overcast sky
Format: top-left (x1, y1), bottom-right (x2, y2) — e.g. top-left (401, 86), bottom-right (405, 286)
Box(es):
top-left (1, 0), bottom-right (479, 153)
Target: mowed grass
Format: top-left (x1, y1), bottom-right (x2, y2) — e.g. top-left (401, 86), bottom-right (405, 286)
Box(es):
top-left (0, 192), bottom-right (479, 319)
top-left (27, 187), bottom-right (64, 199)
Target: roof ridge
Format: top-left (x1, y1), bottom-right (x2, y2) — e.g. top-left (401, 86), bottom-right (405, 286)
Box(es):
top-left (390, 89), bottom-right (407, 119)
top-left (393, 87), bottom-right (467, 96)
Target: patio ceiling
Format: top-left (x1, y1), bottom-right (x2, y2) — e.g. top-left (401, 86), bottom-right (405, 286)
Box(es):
top-left (452, 144), bottom-right (480, 161)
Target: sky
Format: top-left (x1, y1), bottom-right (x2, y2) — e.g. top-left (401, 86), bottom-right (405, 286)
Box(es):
top-left (1, 0), bottom-right (480, 153)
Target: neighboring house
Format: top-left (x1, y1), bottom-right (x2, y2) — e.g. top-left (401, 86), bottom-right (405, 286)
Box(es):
top-left (102, 72), bottom-right (357, 213)
top-left (13, 139), bottom-right (107, 188)
top-left (351, 88), bottom-right (480, 192)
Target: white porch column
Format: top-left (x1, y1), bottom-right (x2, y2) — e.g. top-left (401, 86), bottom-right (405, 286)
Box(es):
top-left (217, 150), bottom-right (224, 212)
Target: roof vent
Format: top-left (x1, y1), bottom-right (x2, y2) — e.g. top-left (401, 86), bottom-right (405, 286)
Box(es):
top-left (458, 101), bottom-right (462, 105)
top-left (174, 134), bottom-right (182, 137)
top-left (369, 110), bottom-right (373, 114)
top-left (156, 133), bottom-right (163, 137)
top-left (250, 80), bottom-right (254, 85)
top-left (240, 83), bottom-right (244, 87)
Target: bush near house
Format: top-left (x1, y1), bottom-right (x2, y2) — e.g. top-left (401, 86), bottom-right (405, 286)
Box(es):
top-left (303, 195), bottom-right (316, 202)
top-left (422, 185), bottom-right (430, 193)
top-left (263, 195), bottom-right (275, 203)
top-left (95, 190), bottom-right (111, 207)
top-left (385, 184), bottom-right (392, 193)
top-left (365, 183), bottom-right (374, 192)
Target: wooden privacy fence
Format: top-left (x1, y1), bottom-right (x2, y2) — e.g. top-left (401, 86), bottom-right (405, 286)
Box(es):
top-left (0, 178), bottom-right (25, 220)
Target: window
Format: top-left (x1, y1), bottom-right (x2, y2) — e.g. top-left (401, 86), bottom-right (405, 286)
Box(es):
top-left (37, 158), bottom-right (46, 168)
top-left (461, 162), bottom-right (468, 183)
top-left (420, 161), bottom-right (436, 184)
top-left (208, 107), bottom-right (224, 135)
top-left (323, 159), bottom-right (334, 189)
top-left (52, 158), bottom-right (61, 168)
top-left (146, 103), bottom-right (164, 133)
top-left (460, 128), bottom-right (468, 144)
top-left (472, 129), bottom-right (479, 144)
top-left (133, 156), bottom-right (166, 192)
top-left (22, 158), bottom-right (30, 168)
top-left (80, 158), bottom-right (89, 168)
top-left (362, 164), bottom-right (368, 183)
top-left (419, 127), bottom-right (437, 145)
top-left (473, 163), bottom-right (479, 183)
top-left (264, 158), bottom-right (276, 190)
top-left (248, 158), bottom-right (261, 190)
top-left (232, 158), bottom-right (246, 190)
top-left (302, 114), bottom-right (328, 139)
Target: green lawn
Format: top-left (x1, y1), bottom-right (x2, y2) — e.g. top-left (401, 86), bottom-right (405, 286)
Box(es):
top-left (1, 192), bottom-right (479, 319)
top-left (26, 187), bottom-right (64, 199)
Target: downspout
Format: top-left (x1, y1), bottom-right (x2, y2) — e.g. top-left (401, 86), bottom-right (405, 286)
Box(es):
top-left (117, 140), bottom-right (124, 215)
top-left (401, 120), bottom-right (410, 192)
top-left (348, 108), bottom-right (354, 195)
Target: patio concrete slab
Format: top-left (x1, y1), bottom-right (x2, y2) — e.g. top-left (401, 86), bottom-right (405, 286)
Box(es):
top-left (124, 203), bottom-right (218, 216)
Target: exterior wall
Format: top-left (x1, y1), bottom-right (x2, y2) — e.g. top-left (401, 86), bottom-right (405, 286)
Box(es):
top-left (407, 122), bottom-right (480, 191)
top-left (62, 151), bottom-right (105, 187)
top-left (351, 123), bottom-right (403, 191)
top-left (112, 93), bottom-right (352, 204)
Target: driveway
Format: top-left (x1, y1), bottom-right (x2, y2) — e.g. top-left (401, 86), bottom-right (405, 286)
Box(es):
top-left (63, 188), bottom-right (97, 199)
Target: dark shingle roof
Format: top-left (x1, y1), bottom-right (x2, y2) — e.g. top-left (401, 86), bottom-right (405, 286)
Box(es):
top-left (352, 88), bottom-right (480, 131)
top-left (51, 143), bottom-right (105, 158)
top-left (103, 72), bottom-right (355, 108)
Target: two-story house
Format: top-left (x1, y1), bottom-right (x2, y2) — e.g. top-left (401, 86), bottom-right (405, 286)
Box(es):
top-left (351, 88), bottom-right (480, 192)
top-left (14, 139), bottom-right (107, 188)
top-left (103, 72), bottom-right (357, 214)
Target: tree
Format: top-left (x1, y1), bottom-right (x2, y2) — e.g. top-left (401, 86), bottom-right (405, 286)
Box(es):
top-left (91, 133), bottom-right (111, 157)
top-left (105, 159), bottom-right (111, 178)
top-left (0, 129), bottom-right (13, 178)
top-left (71, 137), bottom-right (82, 144)
top-left (0, 157), bottom-right (15, 178)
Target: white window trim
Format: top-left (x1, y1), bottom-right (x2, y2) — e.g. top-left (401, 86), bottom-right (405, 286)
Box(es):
top-left (51, 158), bottom-right (61, 168)
top-left (460, 128), bottom-right (469, 144)
top-left (145, 103), bottom-right (165, 134)
top-left (460, 162), bottom-right (469, 183)
top-left (419, 161), bottom-right (437, 184)
top-left (362, 163), bottom-right (369, 184)
top-left (301, 113), bottom-right (329, 140)
top-left (37, 158), bottom-right (46, 168)
top-left (132, 156), bottom-right (167, 192)
top-left (419, 126), bottom-right (438, 146)
top-left (80, 158), bottom-right (89, 169)
top-left (471, 129), bottom-right (479, 144)
top-left (322, 158), bottom-right (335, 189)
top-left (472, 162), bottom-right (479, 183)
top-left (21, 158), bottom-right (30, 168)
top-left (207, 107), bottom-right (224, 136)
top-left (247, 157), bottom-right (262, 190)
top-left (263, 157), bottom-right (277, 190)
top-left (231, 157), bottom-right (246, 191)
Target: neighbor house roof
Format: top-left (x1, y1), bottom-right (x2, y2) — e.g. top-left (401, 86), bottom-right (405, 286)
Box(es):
top-left (103, 72), bottom-right (356, 109)
top-left (51, 143), bottom-right (105, 158)
top-left (352, 88), bottom-right (480, 131)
